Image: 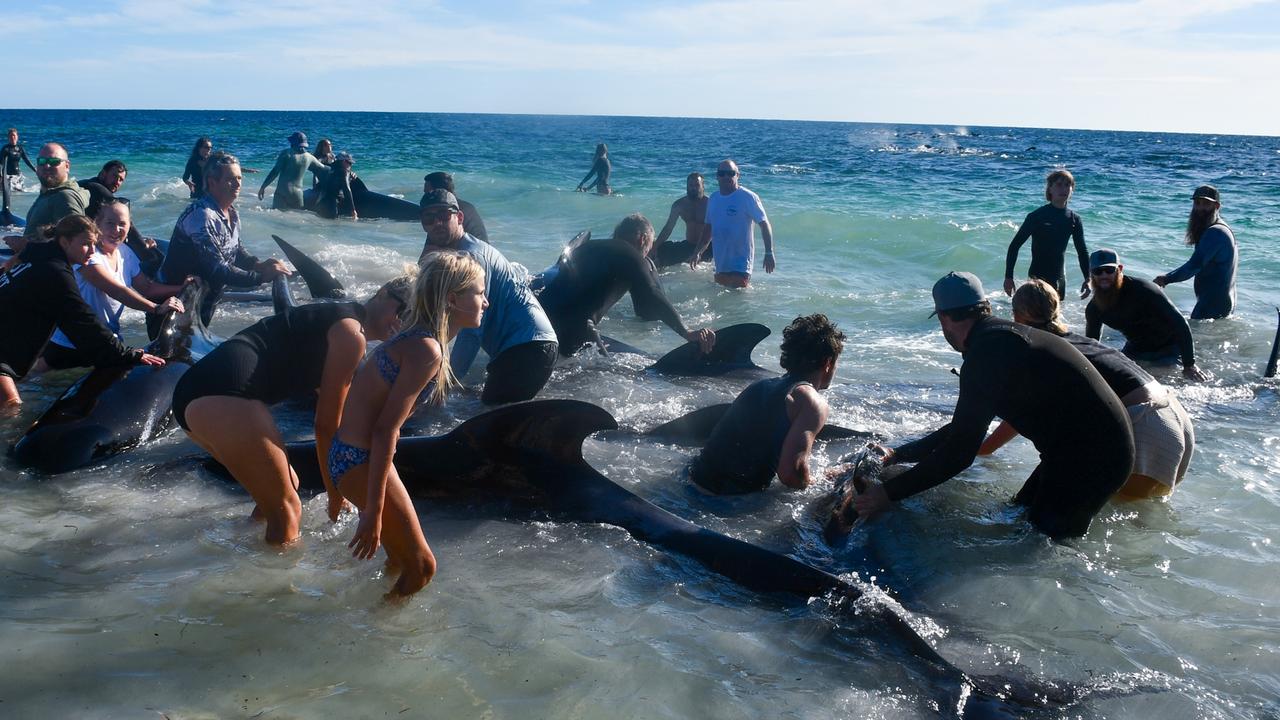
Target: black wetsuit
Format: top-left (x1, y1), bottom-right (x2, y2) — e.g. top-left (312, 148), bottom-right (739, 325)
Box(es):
top-left (182, 156), bottom-right (205, 198)
top-left (171, 301), bottom-right (364, 430)
top-left (457, 198), bottom-right (489, 243)
top-left (690, 375), bottom-right (809, 494)
top-left (0, 241), bottom-right (143, 379)
top-left (1084, 277), bottom-right (1195, 368)
top-left (885, 316), bottom-right (1133, 539)
top-left (536, 238), bottom-right (691, 356)
top-left (1004, 204), bottom-right (1088, 299)
top-left (2, 142), bottom-right (35, 176)
top-left (1060, 331), bottom-right (1153, 398)
top-left (316, 168), bottom-right (356, 219)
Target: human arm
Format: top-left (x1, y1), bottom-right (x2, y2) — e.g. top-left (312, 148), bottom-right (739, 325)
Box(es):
top-left (654, 200), bottom-right (682, 247)
top-left (690, 222), bottom-right (712, 270)
top-left (130, 271), bottom-right (188, 303)
top-left (776, 385), bottom-right (829, 490)
top-left (49, 269), bottom-right (158, 368)
top-left (576, 164), bottom-right (598, 191)
top-left (316, 319), bottom-right (364, 522)
top-left (257, 155), bottom-right (283, 200)
top-left (349, 337), bottom-right (440, 560)
top-left (1072, 214), bottom-right (1090, 298)
top-left (759, 218), bottom-right (776, 273)
top-left (182, 158), bottom-right (198, 192)
top-left (1158, 230), bottom-right (1222, 286)
top-left (977, 419), bottom-right (1019, 456)
top-left (1156, 292), bottom-right (1201, 377)
top-left (1084, 302), bottom-right (1102, 340)
top-left (79, 262), bottom-right (181, 315)
top-left (449, 327), bottom-right (482, 378)
top-left (1003, 215), bottom-right (1034, 295)
top-left (19, 146), bottom-right (36, 173)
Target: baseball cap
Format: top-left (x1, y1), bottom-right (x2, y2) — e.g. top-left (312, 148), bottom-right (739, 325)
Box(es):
top-left (1089, 248), bottom-right (1120, 270)
top-left (288, 131), bottom-right (308, 147)
top-left (1191, 185), bottom-right (1220, 203)
top-left (419, 188), bottom-right (460, 211)
top-left (336, 151), bottom-right (354, 163)
top-left (929, 271), bottom-right (985, 317)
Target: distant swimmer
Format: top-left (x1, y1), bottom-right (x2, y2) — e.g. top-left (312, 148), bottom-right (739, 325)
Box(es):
top-left (257, 131), bottom-right (327, 210)
top-left (982, 280), bottom-right (1195, 500)
top-left (417, 189), bottom-right (557, 404)
top-left (650, 172), bottom-right (710, 268)
top-left (331, 252), bottom-right (488, 598)
top-left (575, 142), bottom-right (612, 195)
top-left (1154, 185), bottom-right (1237, 319)
top-left (158, 152), bottom-right (291, 328)
top-left (182, 137), bottom-right (212, 198)
top-left (1084, 248), bottom-right (1208, 381)
top-left (174, 272), bottom-right (415, 547)
top-left (315, 152), bottom-right (358, 220)
top-left (2, 128), bottom-right (37, 211)
top-left (0, 216), bottom-right (165, 409)
top-left (854, 272), bottom-right (1134, 539)
top-left (424, 171), bottom-right (488, 242)
top-left (1003, 168), bottom-right (1090, 301)
top-left (36, 200), bottom-right (185, 373)
top-left (689, 314), bottom-right (844, 494)
top-left (691, 159), bottom-right (776, 288)
top-left (537, 213), bottom-right (716, 356)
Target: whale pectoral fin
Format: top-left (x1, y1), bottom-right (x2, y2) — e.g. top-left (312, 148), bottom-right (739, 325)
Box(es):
top-left (645, 403), bottom-right (732, 445)
top-left (272, 234), bottom-right (346, 299)
top-left (649, 323), bottom-right (771, 376)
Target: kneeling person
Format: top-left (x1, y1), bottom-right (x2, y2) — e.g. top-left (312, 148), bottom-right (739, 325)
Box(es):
top-left (690, 314), bottom-right (844, 494)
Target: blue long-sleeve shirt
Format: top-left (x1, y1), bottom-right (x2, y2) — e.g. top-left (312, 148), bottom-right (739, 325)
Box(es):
top-left (159, 194), bottom-right (262, 291)
top-left (1163, 222), bottom-right (1237, 320)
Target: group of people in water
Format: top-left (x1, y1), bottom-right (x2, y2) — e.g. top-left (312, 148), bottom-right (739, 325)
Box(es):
top-left (0, 127), bottom-right (1241, 597)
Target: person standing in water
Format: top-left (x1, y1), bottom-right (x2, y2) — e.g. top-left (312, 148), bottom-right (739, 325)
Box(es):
top-left (650, 172), bottom-right (710, 268)
top-left (1154, 185), bottom-right (1238, 320)
top-left (575, 143), bottom-right (612, 195)
top-left (183, 138), bottom-right (213, 198)
top-left (316, 152), bottom-right (358, 220)
top-left (424, 171), bottom-right (488, 242)
top-left (1003, 169), bottom-right (1090, 301)
top-left (331, 251), bottom-right (488, 598)
top-left (2, 128), bottom-right (37, 214)
top-left (692, 159), bottom-right (775, 288)
top-left (257, 131), bottom-right (327, 210)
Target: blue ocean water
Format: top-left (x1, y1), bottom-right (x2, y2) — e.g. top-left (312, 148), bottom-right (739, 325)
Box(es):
top-left (1, 110), bottom-right (1277, 718)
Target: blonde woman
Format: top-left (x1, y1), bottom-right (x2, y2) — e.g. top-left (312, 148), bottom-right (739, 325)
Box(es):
top-left (330, 250), bottom-right (488, 598)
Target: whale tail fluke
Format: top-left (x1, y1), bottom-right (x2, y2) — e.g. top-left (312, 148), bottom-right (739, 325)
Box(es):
top-left (649, 323), bottom-right (770, 376)
top-left (272, 234), bottom-right (346, 299)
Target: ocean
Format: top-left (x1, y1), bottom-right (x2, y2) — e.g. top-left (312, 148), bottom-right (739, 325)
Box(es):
top-left (1, 109), bottom-right (1277, 718)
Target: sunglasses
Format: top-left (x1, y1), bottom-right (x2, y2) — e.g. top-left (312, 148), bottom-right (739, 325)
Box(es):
top-left (716, 170), bottom-right (737, 177)
top-left (1090, 266), bottom-right (1117, 276)
top-left (36, 157), bottom-right (65, 167)
top-left (422, 210), bottom-right (456, 224)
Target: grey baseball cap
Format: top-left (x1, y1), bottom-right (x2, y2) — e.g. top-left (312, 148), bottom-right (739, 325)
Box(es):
top-left (1089, 248), bottom-right (1120, 270)
top-left (288, 131), bottom-right (308, 147)
top-left (419, 188), bottom-right (460, 211)
top-left (929, 271), bottom-right (985, 317)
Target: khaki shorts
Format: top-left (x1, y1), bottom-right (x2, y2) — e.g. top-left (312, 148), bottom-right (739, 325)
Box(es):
top-left (1128, 388), bottom-right (1195, 489)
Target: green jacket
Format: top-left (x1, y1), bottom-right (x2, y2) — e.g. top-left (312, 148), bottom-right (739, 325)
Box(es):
top-left (24, 180), bottom-right (90, 239)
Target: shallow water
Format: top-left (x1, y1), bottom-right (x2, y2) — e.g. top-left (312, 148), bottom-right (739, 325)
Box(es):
top-left (1, 111), bottom-right (1277, 718)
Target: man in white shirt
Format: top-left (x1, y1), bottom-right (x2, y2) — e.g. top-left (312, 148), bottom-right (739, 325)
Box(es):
top-left (691, 159), bottom-right (775, 288)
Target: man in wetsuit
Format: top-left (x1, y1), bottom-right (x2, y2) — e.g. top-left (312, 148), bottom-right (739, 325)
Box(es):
top-left (692, 159), bottom-right (776, 288)
top-left (1085, 248), bottom-right (1208, 381)
top-left (854, 271), bottom-right (1134, 539)
top-left (158, 152), bottom-right (291, 329)
top-left (417, 189), bottom-right (558, 404)
top-left (424, 171), bottom-right (488, 242)
top-left (690, 314), bottom-right (844, 494)
top-left (1154, 185), bottom-right (1238, 320)
top-left (13, 143), bottom-right (91, 253)
top-left (537, 213), bottom-right (716, 357)
top-left (1003, 168), bottom-right (1090, 301)
top-left (2, 127), bottom-right (37, 211)
top-left (257, 132), bottom-right (327, 210)
top-left (651, 172), bottom-right (710, 269)
top-left (315, 152), bottom-right (358, 220)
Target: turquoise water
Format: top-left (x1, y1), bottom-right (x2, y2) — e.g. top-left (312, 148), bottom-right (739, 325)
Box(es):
top-left (1, 110), bottom-right (1277, 717)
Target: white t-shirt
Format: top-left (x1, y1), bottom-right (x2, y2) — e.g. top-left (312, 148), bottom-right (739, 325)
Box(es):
top-left (50, 244), bottom-right (142, 348)
top-left (704, 187), bottom-right (768, 274)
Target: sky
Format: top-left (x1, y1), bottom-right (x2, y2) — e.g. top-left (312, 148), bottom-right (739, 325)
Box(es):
top-left (6, 0), bottom-right (1280, 136)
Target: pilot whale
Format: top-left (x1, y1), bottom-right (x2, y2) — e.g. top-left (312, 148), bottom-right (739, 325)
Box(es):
top-left (202, 399), bottom-right (1085, 717)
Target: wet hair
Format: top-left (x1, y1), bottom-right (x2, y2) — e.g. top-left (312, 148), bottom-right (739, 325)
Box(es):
top-left (378, 265), bottom-right (419, 321)
top-left (42, 214), bottom-right (98, 244)
top-left (7, 127), bottom-right (16, 136)
top-left (938, 300), bottom-right (992, 323)
top-left (1012, 279), bottom-right (1068, 335)
top-left (687, 171), bottom-right (703, 182)
top-left (779, 314), bottom-right (845, 375)
top-left (595, 143), bottom-right (608, 158)
top-left (188, 137), bottom-right (212, 161)
top-left (424, 171), bottom-right (455, 193)
top-left (203, 151), bottom-right (239, 183)
top-left (612, 213), bottom-right (653, 249)
top-left (1044, 169), bottom-right (1075, 201)
top-left (407, 251), bottom-right (485, 405)
top-left (100, 159), bottom-right (127, 175)
top-left (316, 138), bottom-right (332, 152)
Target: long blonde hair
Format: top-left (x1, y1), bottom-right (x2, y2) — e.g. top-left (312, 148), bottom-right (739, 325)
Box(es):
top-left (408, 250), bottom-right (485, 405)
top-left (1012, 278), bottom-right (1068, 335)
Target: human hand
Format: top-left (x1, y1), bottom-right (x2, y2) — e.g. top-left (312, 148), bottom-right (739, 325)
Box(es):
top-left (185, 180), bottom-right (195, 192)
top-left (152, 296), bottom-right (185, 315)
top-left (868, 442), bottom-right (896, 465)
top-left (1003, 277), bottom-right (1016, 296)
top-left (763, 252), bottom-right (776, 273)
top-left (1079, 280), bottom-right (1091, 299)
top-left (349, 511), bottom-right (382, 560)
top-left (257, 187), bottom-right (265, 201)
top-left (852, 482), bottom-right (891, 519)
top-left (686, 328), bottom-right (716, 354)
top-left (350, 211), bottom-right (358, 221)
top-left (143, 236), bottom-right (158, 250)
top-left (326, 491), bottom-right (353, 523)
top-left (1153, 275), bottom-right (1169, 287)
top-left (257, 258), bottom-right (292, 280)
top-left (1183, 364), bottom-right (1209, 382)
top-left (138, 353), bottom-right (166, 367)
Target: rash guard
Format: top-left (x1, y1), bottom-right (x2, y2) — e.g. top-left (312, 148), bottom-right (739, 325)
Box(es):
top-left (1085, 276), bottom-right (1195, 368)
top-left (1004, 204), bottom-right (1088, 298)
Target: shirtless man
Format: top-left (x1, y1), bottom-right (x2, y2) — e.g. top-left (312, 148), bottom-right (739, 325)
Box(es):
top-left (650, 172), bottom-right (710, 268)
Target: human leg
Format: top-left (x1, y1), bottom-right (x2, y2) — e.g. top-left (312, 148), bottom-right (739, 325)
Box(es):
top-left (337, 462), bottom-right (436, 597)
top-left (714, 272), bottom-right (750, 288)
top-left (183, 396), bottom-right (302, 545)
top-left (481, 341), bottom-right (557, 404)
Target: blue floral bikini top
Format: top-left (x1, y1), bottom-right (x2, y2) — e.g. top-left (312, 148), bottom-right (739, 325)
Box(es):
top-left (370, 325), bottom-right (435, 386)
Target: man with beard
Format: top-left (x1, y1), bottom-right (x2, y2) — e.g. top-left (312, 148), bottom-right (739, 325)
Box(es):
top-left (853, 271), bottom-right (1134, 539)
top-left (650, 172), bottom-right (710, 268)
top-left (19, 143), bottom-right (90, 248)
top-left (1085, 248), bottom-right (1208, 381)
top-left (1154, 185), bottom-right (1237, 320)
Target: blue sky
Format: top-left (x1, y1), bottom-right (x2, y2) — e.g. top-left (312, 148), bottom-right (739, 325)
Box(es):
top-left (7, 0), bottom-right (1279, 135)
